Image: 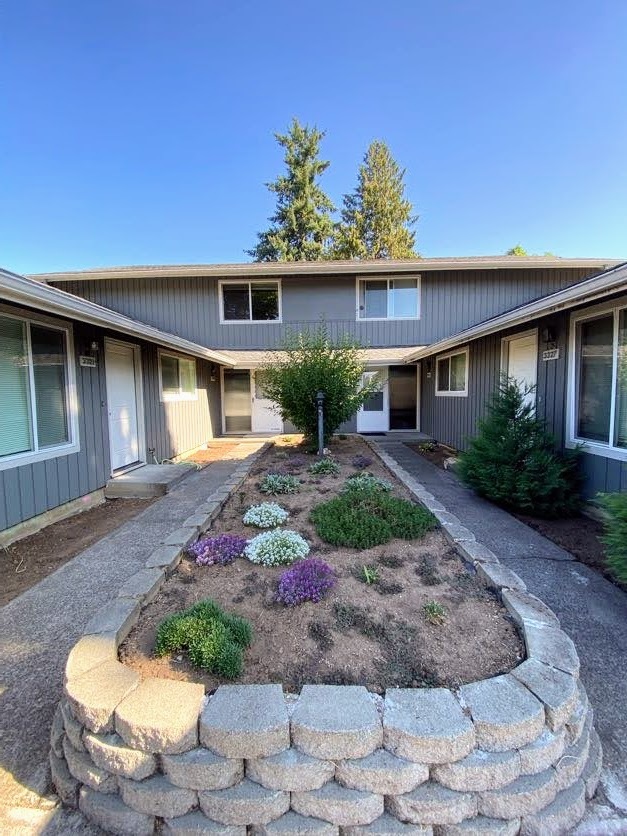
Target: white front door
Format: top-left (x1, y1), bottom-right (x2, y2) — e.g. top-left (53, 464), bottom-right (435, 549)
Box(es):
top-left (357, 369), bottom-right (389, 432)
top-left (503, 331), bottom-right (538, 408)
top-left (105, 341), bottom-right (141, 471)
top-left (251, 371), bottom-right (283, 433)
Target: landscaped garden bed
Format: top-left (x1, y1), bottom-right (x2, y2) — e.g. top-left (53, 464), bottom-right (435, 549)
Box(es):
top-left (53, 435), bottom-right (602, 835)
top-left (120, 436), bottom-right (523, 692)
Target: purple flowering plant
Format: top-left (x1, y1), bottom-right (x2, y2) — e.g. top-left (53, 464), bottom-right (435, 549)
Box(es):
top-left (188, 533), bottom-right (248, 567)
top-left (276, 558), bottom-right (337, 606)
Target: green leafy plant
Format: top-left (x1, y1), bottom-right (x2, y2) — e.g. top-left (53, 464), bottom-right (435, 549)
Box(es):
top-left (155, 599), bottom-right (252, 679)
top-left (599, 493), bottom-right (627, 584)
top-left (244, 529), bottom-right (310, 566)
top-left (311, 490), bottom-right (436, 550)
top-left (458, 376), bottom-right (582, 518)
top-left (422, 600), bottom-right (446, 625)
top-left (361, 565), bottom-right (379, 585)
top-left (257, 325), bottom-right (379, 446)
top-left (309, 457), bottom-right (341, 475)
top-left (418, 441), bottom-right (437, 453)
top-left (259, 473), bottom-right (300, 495)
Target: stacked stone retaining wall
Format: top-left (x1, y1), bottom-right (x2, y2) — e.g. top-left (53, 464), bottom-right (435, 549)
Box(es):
top-left (50, 439), bottom-right (602, 835)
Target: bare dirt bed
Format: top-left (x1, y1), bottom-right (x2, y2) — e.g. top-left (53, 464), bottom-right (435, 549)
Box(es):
top-left (183, 442), bottom-right (240, 466)
top-left (121, 437), bottom-right (524, 693)
top-left (407, 441), bottom-right (457, 470)
top-left (1, 498), bottom-right (154, 606)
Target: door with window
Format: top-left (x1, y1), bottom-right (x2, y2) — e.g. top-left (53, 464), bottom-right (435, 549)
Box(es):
top-left (251, 372), bottom-right (283, 433)
top-left (502, 331), bottom-right (538, 408)
top-left (357, 370), bottom-right (388, 432)
top-left (105, 341), bottom-right (141, 471)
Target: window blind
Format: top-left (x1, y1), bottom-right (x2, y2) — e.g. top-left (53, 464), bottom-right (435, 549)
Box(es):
top-left (0, 316), bottom-right (33, 457)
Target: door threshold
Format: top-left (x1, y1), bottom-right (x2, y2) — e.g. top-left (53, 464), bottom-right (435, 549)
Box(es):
top-left (111, 461), bottom-right (145, 478)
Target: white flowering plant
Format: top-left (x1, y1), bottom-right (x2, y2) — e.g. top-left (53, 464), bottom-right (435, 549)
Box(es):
top-left (243, 502), bottom-right (289, 529)
top-left (244, 529), bottom-right (310, 566)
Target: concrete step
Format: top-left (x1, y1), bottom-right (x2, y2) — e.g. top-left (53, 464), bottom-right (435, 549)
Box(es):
top-left (105, 464), bottom-right (197, 499)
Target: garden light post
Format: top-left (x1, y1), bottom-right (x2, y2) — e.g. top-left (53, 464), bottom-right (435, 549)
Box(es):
top-left (316, 390), bottom-right (325, 456)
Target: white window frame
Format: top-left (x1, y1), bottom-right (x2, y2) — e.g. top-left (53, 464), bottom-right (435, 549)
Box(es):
top-left (435, 347), bottom-right (469, 397)
top-left (566, 295), bottom-right (627, 461)
top-left (158, 351), bottom-right (198, 402)
top-left (219, 279), bottom-right (283, 324)
top-left (0, 307), bottom-right (80, 471)
top-left (355, 275), bottom-right (421, 321)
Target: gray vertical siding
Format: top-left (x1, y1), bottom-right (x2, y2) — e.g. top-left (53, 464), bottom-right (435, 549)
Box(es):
top-left (0, 320), bottom-right (111, 531)
top-left (56, 268), bottom-right (595, 350)
top-left (420, 305), bottom-right (627, 499)
top-left (141, 348), bottom-right (221, 461)
top-left (0, 312), bottom-right (223, 531)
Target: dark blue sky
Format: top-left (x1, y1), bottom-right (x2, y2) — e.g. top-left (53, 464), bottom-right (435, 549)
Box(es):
top-left (2, 1), bottom-right (626, 273)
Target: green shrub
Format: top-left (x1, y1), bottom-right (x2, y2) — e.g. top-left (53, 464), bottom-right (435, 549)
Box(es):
top-left (309, 457), bottom-right (341, 475)
top-left (599, 492), bottom-right (627, 583)
top-left (154, 599), bottom-right (252, 680)
top-left (457, 377), bottom-right (581, 518)
top-left (311, 491), bottom-right (436, 549)
top-left (259, 473), bottom-right (300, 495)
top-left (257, 326), bottom-right (380, 445)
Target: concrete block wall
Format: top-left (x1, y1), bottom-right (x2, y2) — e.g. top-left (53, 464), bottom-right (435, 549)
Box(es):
top-left (50, 438), bottom-right (603, 835)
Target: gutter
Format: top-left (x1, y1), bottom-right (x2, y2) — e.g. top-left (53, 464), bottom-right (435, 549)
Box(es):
top-left (31, 257), bottom-right (621, 283)
top-left (0, 268), bottom-right (235, 367)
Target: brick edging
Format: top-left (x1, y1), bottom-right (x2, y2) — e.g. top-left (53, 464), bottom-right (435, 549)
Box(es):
top-left (50, 438), bottom-right (601, 835)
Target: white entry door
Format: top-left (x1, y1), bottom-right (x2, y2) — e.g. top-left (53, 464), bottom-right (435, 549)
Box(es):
top-left (105, 341), bottom-right (141, 471)
top-left (251, 372), bottom-right (283, 433)
top-left (503, 331), bottom-right (538, 408)
top-left (357, 369), bottom-right (389, 432)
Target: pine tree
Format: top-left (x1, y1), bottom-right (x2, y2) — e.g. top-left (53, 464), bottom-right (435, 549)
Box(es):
top-left (332, 140), bottom-right (418, 260)
top-left (457, 377), bottom-right (581, 518)
top-left (247, 119), bottom-right (334, 262)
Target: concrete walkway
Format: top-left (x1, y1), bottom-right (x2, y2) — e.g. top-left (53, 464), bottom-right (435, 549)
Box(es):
top-left (378, 440), bottom-right (627, 829)
top-left (0, 444), bottom-right (262, 834)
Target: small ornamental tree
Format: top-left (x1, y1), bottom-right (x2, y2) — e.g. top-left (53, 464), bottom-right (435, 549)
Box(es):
top-left (258, 326), bottom-right (379, 445)
top-left (457, 377), bottom-right (581, 518)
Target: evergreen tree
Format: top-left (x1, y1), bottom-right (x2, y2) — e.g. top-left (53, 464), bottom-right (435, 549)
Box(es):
top-left (458, 376), bottom-right (581, 518)
top-left (247, 119), bottom-right (334, 262)
top-left (332, 140), bottom-right (418, 260)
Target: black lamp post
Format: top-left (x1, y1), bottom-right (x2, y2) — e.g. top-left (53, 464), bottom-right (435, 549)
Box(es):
top-left (316, 390), bottom-right (325, 456)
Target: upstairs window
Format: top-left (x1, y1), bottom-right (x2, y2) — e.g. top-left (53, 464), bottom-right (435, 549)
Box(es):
top-left (357, 277), bottom-right (420, 320)
top-left (436, 348), bottom-right (469, 396)
top-left (160, 352), bottom-right (197, 401)
top-left (220, 281), bottom-right (281, 323)
top-left (0, 313), bottom-right (78, 467)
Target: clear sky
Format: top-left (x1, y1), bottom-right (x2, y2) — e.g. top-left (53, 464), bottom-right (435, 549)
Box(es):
top-left (2, 1), bottom-right (626, 274)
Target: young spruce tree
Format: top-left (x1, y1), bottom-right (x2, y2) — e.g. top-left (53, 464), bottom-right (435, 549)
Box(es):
top-left (458, 376), bottom-right (581, 518)
top-left (332, 140), bottom-right (418, 259)
top-left (247, 119), bottom-right (334, 262)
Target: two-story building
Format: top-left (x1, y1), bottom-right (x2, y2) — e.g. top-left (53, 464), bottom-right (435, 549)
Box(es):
top-left (1, 255), bottom-right (623, 536)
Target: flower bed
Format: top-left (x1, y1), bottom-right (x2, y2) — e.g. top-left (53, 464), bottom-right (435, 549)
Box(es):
top-left (50, 437), bottom-right (602, 834)
top-left (121, 437), bottom-right (523, 692)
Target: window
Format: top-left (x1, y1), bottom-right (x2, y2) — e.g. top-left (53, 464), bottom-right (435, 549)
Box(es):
top-left (357, 277), bottom-right (420, 320)
top-left (436, 348), bottom-right (468, 396)
top-left (570, 302), bottom-right (627, 458)
top-left (220, 281), bottom-right (281, 323)
top-left (159, 353), bottom-right (197, 400)
top-left (0, 312), bottom-right (77, 467)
